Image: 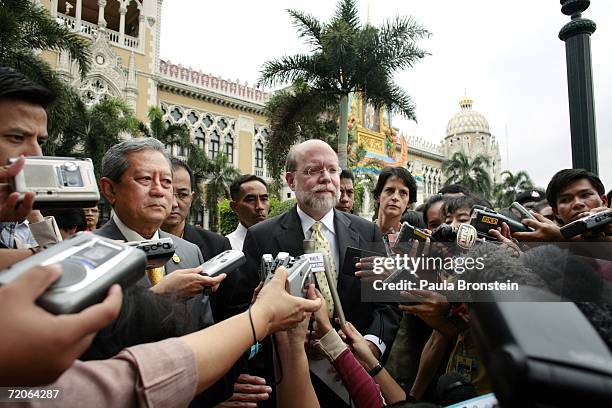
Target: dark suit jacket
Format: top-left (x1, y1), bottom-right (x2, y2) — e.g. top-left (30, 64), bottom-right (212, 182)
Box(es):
top-left (218, 206), bottom-right (401, 347)
top-left (182, 224), bottom-right (231, 261)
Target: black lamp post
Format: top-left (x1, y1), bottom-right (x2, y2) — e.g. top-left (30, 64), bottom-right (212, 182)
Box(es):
top-left (559, 0), bottom-right (598, 174)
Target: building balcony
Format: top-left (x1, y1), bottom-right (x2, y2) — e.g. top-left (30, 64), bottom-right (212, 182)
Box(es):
top-left (56, 12), bottom-right (140, 51)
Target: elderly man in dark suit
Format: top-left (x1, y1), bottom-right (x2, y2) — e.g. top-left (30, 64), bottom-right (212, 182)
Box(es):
top-left (95, 138), bottom-right (225, 324)
top-left (219, 139), bottom-right (400, 406)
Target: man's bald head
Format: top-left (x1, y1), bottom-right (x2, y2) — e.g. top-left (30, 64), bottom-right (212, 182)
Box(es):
top-left (285, 139), bottom-right (337, 172)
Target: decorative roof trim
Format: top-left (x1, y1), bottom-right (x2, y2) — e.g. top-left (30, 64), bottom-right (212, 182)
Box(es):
top-left (157, 77), bottom-right (267, 115)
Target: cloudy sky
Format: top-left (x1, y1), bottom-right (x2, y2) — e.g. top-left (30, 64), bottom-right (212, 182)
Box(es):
top-left (160, 0), bottom-right (611, 190)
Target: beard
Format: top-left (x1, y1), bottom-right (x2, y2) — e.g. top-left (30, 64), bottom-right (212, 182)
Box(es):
top-left (295, 183), bottom-right (340, 213)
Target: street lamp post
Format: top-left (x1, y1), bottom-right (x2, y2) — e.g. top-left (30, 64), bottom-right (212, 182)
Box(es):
top-left (559, 0), bottom-right (598, 174)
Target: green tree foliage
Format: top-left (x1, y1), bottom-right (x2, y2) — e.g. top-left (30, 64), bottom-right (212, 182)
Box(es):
top-left (139, 106), bottom-right (191, 149)
top-left (218, 197), bottom-right (297, 236)
top-left (263, 80), bottom-right (338, 182)
top-left (0, 0), bottom-right (91, 141)
top-left (189, 151), bottom-right (240, 232)
top-left (258, 0), bottom-right (429, 168)
top-left (493, 170), bottom-right (535, 208)
top-left (46, 97), bottom-right (140, 178)
top-left (218, 199), bottom-right (238, 236)
top-left (442, 152), bottom-right (493, 199)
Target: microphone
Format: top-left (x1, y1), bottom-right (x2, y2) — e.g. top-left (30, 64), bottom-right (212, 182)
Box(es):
top-left (304, 238), bottom-right (346, 325)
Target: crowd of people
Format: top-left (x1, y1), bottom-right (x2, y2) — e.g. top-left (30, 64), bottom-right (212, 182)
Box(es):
top-left (1, 65), bottom-right (612, 407)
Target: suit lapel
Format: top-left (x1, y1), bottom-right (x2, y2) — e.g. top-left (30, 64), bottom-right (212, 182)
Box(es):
top-left (96, 218), bottom-right (126, 241)
top-left (277, 206), bottom-right (305, 256)
top-left (334, 209), bottom-right (359, 272)
top-left (182, 224), bottom-right (209, 259)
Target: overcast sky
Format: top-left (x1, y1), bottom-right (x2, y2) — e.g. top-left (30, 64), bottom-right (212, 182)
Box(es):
top-left (160, 0), bottom-right (611, 190)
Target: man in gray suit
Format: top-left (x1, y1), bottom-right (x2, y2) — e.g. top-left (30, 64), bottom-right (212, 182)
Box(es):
top-left (95, 137), bottom-right (225, 327)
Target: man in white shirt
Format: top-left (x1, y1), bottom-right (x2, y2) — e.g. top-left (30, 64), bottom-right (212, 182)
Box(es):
top-left (226, 174), bottom-right (269, 251)
top-left (222, 140), bottom-right (400, 407)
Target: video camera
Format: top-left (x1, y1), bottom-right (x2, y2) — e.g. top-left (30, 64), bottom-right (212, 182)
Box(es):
top-left (470, 205), bottom-right (533, 240)
top-left (0, 232), bottom-right (145, 314)
top-left (560, 209), bottom-right (612, 239)
top-left (8, 156), bottom-right (100, 209)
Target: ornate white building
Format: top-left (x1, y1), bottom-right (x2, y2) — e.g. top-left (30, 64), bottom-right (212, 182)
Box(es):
top-left (405, 95), bottom-right (502, 204)
top-left (443, 95), bottom-right (502, 184)
top-left (40, 0), bottom-right (272, 227)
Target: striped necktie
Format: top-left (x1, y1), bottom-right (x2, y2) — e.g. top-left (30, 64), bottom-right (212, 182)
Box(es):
top-left (311, 221), bottom-right (337, 317)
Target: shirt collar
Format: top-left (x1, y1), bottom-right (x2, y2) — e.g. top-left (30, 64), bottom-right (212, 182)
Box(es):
top-left (235, 222), bottom-right (248, 237)
top-left (296, 205), bottom-right (335, 235)
top-left (113, 213), bottom-right (160, 242)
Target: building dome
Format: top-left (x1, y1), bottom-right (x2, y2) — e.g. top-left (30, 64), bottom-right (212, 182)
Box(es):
top-left (445, 96), bottom-right (490, 137)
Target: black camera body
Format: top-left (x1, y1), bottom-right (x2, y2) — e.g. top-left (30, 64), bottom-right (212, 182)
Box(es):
top-left (470, 207), bottom-right (533, 239)
top-left (560, 210), bottom-right (612, 239)
top-left (396, 221), bottom-right (432, 243)
top-left (0, 232), bottom-right (145, 314)
top-left (127, 237), bottom-right (175, 269)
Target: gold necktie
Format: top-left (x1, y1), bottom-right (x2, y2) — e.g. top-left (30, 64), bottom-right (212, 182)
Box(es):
top-left (311, 221), bottom-right (337, 317)
top-left (147, 266), bottom-right (165, 286)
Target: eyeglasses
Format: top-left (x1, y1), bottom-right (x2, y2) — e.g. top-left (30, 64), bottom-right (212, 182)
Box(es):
top-left (294, 166), bottom-right (341, 178)
top-left (173, 192), bottom-right (191, 201)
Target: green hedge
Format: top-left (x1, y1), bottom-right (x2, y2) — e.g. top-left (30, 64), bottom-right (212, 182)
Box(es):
top-left (218, 198), bottom-right (297, 236)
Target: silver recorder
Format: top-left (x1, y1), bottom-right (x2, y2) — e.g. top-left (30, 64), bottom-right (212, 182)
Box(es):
top-left (9, 156), bottom-right (100, 208)
top-left (263, 252), bottom-right (323, 297)
top-left (200, 249), bottom-right (246, 278)
top-left (0, 232), bottom-right (146, 314)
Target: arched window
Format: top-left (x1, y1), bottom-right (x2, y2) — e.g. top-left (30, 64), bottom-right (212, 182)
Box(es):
top-left (194, 127), bottom-right (205, 150)
top-left (209, 130), bottom-right (220, 159)
top-left (255, 140), bottom-right (264, 169)
top-left (225, 134), bottom-right (234, 163)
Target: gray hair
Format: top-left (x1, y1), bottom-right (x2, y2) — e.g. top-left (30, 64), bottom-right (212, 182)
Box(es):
top-left (101, 137), bottom-right (171, 182)
top-left (285, 144), bottom-right (301, 172)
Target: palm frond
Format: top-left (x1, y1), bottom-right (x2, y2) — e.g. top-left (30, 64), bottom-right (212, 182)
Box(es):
top-left (287, 9), bottom-right (323, 48)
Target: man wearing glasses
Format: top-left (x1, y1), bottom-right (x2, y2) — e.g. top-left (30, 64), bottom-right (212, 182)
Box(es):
top-left (217, 139), bottom-right (401, 407)
top-left (162, 158), bottom-right (231, 262)
top-left (96, 138), bottom-right (225, 309)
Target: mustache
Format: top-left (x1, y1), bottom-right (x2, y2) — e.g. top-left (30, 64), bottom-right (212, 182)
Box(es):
top-left (312, 184), bottom-right (336, 193)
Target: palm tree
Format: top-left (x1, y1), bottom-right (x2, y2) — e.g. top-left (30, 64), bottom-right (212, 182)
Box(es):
top-left (264, 80), bottom-right (339, 181)
top-left (188, 148), bottom-right (240, 232)
top-left (0, 0), bottom-right (91, 141)
top-left (139, 106), bottom-right (191, 155)
top-left (442, 152), bottom-right (493, 199)
top-left (258, 0), bottom-right (429, 168)
top-left (48, 97), bottom-right (140, 178)
top-left (493, 170), bottom-right (534, 208)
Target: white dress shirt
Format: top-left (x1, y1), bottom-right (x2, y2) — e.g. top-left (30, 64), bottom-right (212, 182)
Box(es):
top-left (226, 222), bottom-right (248, 251)
top-left (296, 205), bottom-right (386, 355)
top-left (113, 214), bottom-right (160, 242)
